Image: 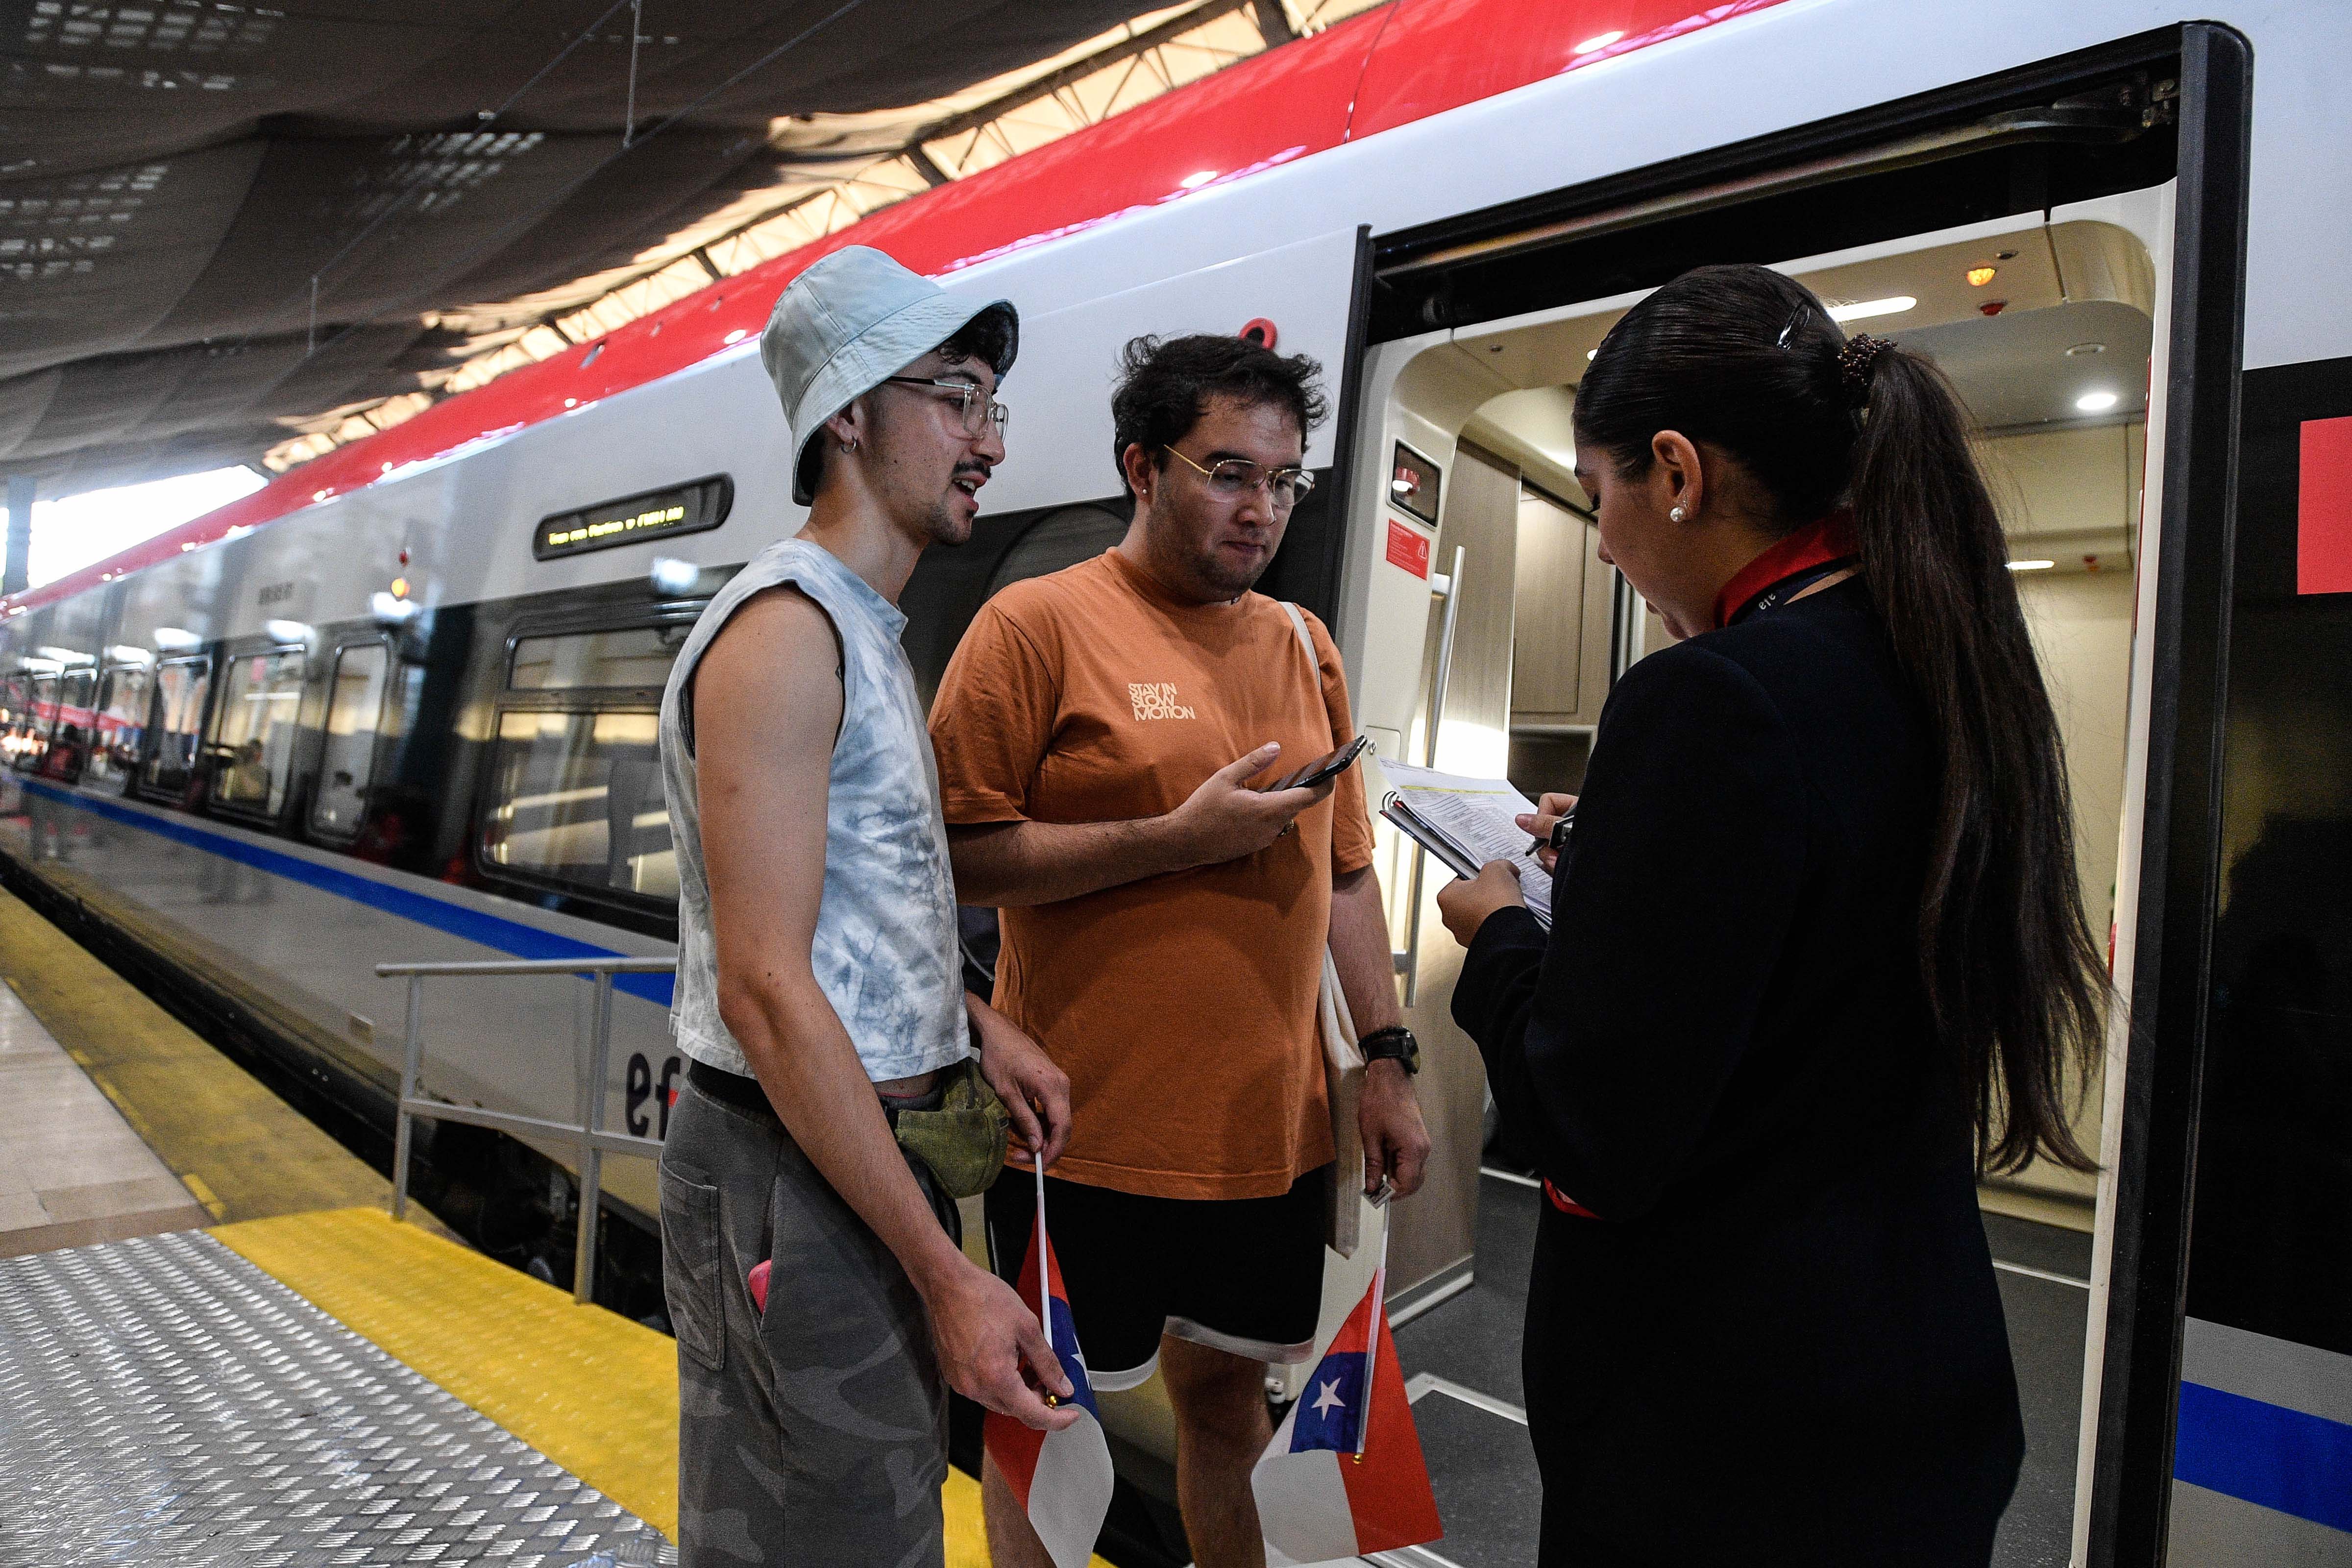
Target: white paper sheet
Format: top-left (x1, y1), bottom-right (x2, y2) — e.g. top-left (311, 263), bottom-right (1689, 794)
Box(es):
top-left (1376, 760), bottom-right (1553, 920)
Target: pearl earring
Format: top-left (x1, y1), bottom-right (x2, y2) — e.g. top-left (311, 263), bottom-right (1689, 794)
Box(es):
top-left (1669, 505), bottom-right (1686, 523)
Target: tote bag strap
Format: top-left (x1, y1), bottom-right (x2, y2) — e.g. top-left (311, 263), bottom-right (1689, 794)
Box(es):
top-left (1283, 601), bottom-right (1368, 1258)
top-left (1278, 599), bottom-right (1316, 669)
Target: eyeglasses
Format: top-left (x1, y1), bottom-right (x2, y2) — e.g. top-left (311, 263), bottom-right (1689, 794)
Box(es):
top-left (1161, 445), bottom-right (1316, 510)
top-left (882, 376), bottom-right (1008, 439)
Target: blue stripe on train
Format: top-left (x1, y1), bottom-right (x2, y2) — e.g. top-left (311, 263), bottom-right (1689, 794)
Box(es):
top-left (2175, 1380), bottom-right (2352, 1534)
top-left (19, 778), bottom-right (676, 1009)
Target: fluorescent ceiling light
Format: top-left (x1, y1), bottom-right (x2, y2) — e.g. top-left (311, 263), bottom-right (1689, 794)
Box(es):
top-left (1573, 30), bottom-right (1625, 53)
top-left (2076, 390), bottom-right (2120, 413)
top-left (1826, 295), bottom-right (1916, 323)
top-left (152, 627), bottom-right (202, 651)
top-left (2007, 559), bottom-right (2056, 571)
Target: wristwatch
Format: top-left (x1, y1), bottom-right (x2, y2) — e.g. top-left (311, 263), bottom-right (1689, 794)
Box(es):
top-left (1359, 1025), bottom-right (1421, 1076)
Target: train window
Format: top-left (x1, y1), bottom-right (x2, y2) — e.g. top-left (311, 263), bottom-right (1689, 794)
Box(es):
top-left (141, 656), bottom-right (211, 799)
top-left (207, 648), bottom-right (305, 817)
top-left (0, 673), bottom-right (29, 767)
top-left (310, 642), bottom-right (390, 841)
top-left (86, 661), bottom-right (151, 789)
top-left (42, 666), bottom-right (96, 784)
top-left (985, 504), bottom-right (1129, 596)
top-left (509, 624), bottom-right (689, 691)
top-left (8, 671), bottom-right (57, 773)
top-left (481, 708), bottom-right (675, 903)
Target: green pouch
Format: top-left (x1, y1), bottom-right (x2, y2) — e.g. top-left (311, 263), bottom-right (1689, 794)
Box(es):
top-left (891, 1057), bottom-right (1010, 1200)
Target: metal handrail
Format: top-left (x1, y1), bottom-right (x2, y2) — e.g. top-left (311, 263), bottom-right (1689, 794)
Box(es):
top-left (375, 954), bottom-right (677, 1305)
top-left (1398, 546), bottom-right (1466, 1007)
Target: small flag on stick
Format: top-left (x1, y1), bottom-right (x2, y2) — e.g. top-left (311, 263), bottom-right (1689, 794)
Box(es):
top-left (983, 1162), bottom-right (1115, 1568)
top-left (1251, 1225), bottom-right (1442, 1562)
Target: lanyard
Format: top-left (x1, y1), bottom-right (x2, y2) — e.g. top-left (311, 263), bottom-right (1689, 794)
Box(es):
top-left (1713, 511), bottom-right (1859, 630)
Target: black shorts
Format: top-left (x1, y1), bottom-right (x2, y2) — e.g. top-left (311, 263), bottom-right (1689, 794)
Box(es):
top-left (983, 1166), bottom-right (1330, 1391)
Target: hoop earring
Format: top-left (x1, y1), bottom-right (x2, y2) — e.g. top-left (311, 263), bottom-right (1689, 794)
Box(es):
top-left (839, 438), bottom-right (859, 454)
top-left (1669, 505), bottom-right (1686, 523)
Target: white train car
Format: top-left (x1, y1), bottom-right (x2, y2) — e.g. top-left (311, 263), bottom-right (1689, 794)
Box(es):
top-left (5, 1), bottom-right (2348, 1561)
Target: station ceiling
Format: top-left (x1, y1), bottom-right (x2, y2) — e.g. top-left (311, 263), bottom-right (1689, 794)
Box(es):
top-left (0, 0), bottom-right (1302, 499)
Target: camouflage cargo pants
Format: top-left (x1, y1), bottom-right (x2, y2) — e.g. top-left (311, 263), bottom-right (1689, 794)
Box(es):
top-left (660, 1070), bottom-right (960, 1568)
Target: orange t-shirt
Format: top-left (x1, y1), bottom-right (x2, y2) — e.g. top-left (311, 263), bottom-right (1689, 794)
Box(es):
top-left (929, 549), bottom-right (1376, 1200)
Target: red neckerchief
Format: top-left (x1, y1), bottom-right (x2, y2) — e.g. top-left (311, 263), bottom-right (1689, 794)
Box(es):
top-left (1712, 510), bottom-right (1858, 630)
top-left (1543, 1180), bottom-right (1600, 1219)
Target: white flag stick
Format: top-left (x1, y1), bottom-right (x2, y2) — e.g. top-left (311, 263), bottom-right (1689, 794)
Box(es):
top-left (1035, 1156), bottom-right (1052, 1362)
top-left (1355, 1214), bottom-right (1390, 1460)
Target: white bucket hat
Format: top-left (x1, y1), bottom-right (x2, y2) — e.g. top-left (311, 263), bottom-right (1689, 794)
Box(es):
top-left (760, 245), bottom-right (1018, 504)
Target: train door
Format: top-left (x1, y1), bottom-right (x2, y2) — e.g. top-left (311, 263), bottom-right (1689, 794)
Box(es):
top-left (1324, 27), bottom-right (2250, 1567)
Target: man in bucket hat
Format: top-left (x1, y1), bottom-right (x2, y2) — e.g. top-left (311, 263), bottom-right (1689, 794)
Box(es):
top-left (658, 245), bottom-right (1077, 1568)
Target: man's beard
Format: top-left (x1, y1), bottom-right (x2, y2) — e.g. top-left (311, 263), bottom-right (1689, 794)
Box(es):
top-left (1193, 535), bottom-right (1274, 599)
top-left (920, 493), bottom-right (974, 547)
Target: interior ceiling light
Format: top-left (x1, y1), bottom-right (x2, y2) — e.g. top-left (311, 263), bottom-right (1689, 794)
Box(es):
top-left (2076, 390), bottom-right (2121, 413)
top-left (2008, 559), bottom-right (2057, 571)
top-left (1573, 30), bottom-right (1626, 53)
top-left (1966, 266), bottom-right (1997, 286)
top-left (1826, 295), bottom-right (1916, 323)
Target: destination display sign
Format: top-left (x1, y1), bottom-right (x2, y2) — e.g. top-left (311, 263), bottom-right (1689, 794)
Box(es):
top-left (533, 475), bottom-right (732, 562)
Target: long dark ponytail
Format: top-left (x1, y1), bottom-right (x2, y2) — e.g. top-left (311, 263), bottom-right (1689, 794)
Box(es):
top-left (1575, 264), bottom-right (2104, 1173)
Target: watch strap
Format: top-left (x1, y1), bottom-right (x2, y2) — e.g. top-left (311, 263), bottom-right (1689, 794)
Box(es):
top-left (1359, 1025), bottom-right (1420, 1074)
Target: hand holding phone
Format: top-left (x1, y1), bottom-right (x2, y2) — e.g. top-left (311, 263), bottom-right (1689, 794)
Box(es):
top-left (1262, 734), bottom-right (1369, 793)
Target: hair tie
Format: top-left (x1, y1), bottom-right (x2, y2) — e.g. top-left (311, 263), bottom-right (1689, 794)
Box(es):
top-left (1837, 334), bottom-right (1893, 405)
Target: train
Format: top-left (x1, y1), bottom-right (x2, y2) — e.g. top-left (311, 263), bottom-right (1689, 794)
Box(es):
top-left (5, 1), bottom-right (2348, 1563)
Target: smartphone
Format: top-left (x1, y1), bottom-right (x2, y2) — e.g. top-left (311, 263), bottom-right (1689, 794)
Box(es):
top-left (1265, 734), bottom-right (1369, 792)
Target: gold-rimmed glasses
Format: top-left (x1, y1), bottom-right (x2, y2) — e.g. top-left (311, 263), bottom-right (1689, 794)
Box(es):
top-left (1161, 444), bottom-right (1316, 510)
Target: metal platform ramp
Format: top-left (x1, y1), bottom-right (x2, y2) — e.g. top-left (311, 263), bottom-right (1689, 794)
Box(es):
top-left (0, 1228), bottom-right (675, 1567)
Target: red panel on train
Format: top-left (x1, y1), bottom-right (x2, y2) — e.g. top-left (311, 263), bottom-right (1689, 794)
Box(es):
top-left (2300, 414), bottom-right (2352, 595)
top-left (1347, 0), bottom-right (1795, 141)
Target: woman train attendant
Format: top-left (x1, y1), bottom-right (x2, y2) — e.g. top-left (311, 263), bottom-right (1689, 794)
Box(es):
top-left (1435, 264), bottom-right (2107, 1566)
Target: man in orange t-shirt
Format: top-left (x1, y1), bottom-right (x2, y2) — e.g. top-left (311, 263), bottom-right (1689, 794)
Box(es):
top-left (930, 334), bottom-right (1430, 1568)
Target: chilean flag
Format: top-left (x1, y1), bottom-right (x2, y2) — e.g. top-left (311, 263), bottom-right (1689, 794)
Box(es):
top-left (1252, 1263), bottom-right (1443, 1563)
top-left (982, 1176), bottom-right (1115, 1568)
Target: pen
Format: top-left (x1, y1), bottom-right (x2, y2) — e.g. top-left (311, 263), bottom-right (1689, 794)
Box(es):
top-left (1531, 808), bottom-right (1576, 857)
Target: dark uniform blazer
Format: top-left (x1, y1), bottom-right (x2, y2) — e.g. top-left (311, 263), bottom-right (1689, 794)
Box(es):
top-left (1455, 577), bottom-right (2025, 1567)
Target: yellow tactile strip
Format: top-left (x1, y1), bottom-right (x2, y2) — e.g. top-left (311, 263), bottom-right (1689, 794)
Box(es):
top-left (0, 887), bottom-right (398, 1225)
top-left (217, 1206), bottom-right (1054, 1566)
top-left (219, 1207), bottom-right (685, 1539)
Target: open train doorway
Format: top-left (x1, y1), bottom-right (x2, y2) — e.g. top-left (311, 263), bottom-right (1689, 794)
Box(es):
top-left (1341, 178), bottom-right (2175, 1564)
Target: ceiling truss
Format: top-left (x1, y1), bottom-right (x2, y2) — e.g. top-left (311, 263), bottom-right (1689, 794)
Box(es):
top-left (263, 0), bottom-right (1386, 475)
